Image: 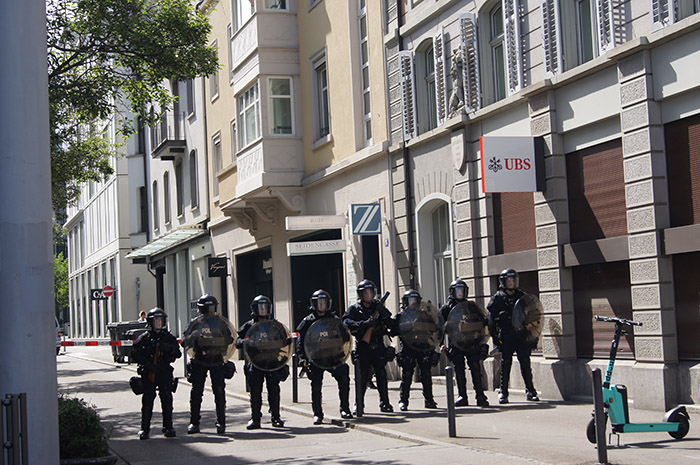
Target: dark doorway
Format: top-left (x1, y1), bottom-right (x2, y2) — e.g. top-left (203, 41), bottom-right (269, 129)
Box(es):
top-left (236, 247), bottom-right (273, 327)
top-left (361, 234), bottom-right (382, 292)
top-left (290, 230), bottom-right (345, 329)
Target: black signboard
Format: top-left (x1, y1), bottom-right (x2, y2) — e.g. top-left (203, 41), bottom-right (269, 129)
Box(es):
top-left (208, 257), bottom-right (228, 277)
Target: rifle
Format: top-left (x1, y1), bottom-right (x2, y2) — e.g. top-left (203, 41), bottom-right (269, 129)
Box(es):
top-left (148, 339), bottom-right (160, 383)
top-left (361, 291), bottom-right (390, 344)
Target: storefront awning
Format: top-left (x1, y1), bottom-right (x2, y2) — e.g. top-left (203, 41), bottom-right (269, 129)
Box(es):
top-left (125, 227), bottom-right (208, 261)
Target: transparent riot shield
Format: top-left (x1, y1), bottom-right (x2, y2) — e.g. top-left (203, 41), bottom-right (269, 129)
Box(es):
top-left (398, 302), bottom-right (444, 353)
top-left (182, 314), bottom-right (237, 364)
top-left (512, 294), bottom-right (543, 345)
top-left (244, 319), bottom-right (293, 371)
top-left (444, 301), bottom-right (490, 353)
top-left (303, 317), bottom-right (352, 370)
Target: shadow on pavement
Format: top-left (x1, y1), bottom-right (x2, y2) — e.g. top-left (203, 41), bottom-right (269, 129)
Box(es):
top-left (58, 379), bottom-right (132, 395)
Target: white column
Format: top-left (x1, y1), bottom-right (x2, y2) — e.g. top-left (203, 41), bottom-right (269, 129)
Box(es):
top-left (0, 1), bottom-right (60, 463)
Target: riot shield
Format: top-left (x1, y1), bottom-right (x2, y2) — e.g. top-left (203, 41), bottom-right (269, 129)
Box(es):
top-left (303, 317), bottom-right (352, 370)
top-left (244, 319), bottom-right (292, 371)
top-left (512, 294), bottom-right (543, 345)
top-left (182, 314), bottom-right (236, 363)
top-left (445, 301), bottom-right (490, 353)
top-left (398, 302), bottom-right (444, 353)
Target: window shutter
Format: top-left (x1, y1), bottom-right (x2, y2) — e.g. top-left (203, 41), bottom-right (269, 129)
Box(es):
top-left (503, 0), bottom-right (523, 94)
top-left (399, 50), bottom-right (417, 140)
top-left (459, 13), bottom-right (481, 112)
top-left (541, 0), bottom-right (562, 77)
top-left (595, 0), bottom-right (614, 54)
top-left (650, 0), bottom-right (673, 30)
top-left (433, 28), bottom-right (448, 125)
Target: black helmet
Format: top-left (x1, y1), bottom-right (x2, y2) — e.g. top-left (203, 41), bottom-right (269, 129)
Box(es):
top-left (499, 268), bottom-right (519, 290)
top-left (449, 280), bottom-right (468, 301)
top-left (401, 289), bottom-right (422, 309)
top-left (356, 279), bottom-right (377, 300)
top-left (197, 294), bottom-right (219, 315)
top-left (147, 307), bottom-right (167, 330)
top-left (251, 295), bottom-right (273, 318)
top-left (310, 289), bottom-right (332, 313)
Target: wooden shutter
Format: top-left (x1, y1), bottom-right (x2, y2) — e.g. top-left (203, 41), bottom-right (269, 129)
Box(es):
top-left (433, 28), bottom-right (448, 125)
top-left (595, 0), bottom-right (614, 54)
top-left (399, 50), bottom-right (417, 140)
top-left (541, 0), bottom-right (562, 77)
top-left (503, 0), bottom-right (523, 94)
top-left (459, 13), bottom-right (481, 112)
top-left (566, 139), bottom-right (627, 243)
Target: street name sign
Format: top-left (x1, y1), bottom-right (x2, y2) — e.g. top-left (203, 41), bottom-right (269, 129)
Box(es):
top-left (285, 215), bottom-right (347, 231)
top-left (287, 239), bottom-right (347, 256)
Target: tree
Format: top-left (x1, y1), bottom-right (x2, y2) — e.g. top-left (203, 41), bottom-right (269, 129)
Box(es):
top-left (54, 253), bottom-right (69, 319)
top-left (47, 0), bottom-right (219, 210)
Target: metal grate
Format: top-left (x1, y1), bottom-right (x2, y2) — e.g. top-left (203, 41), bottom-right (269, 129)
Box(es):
top-left (665, 113), bottom-right (700, 227)
top-left (1, 393), bottom-right (28, 465)
top-left (492, 192), bottom-right (536, 254)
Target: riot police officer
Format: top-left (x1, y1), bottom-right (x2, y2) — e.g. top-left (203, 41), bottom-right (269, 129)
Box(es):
top-left (131, 307), bottom-right (181, 440)
top-left (395, 290), bottom-right (439, 411)
top-left (182, 294), bottom-right (234, 434)
top-left (487, 269), bottom-right (539, 404)
top-left (440, 280), bottom-right (490, 407)
top-left (342, 279), bottom-right (397, 414)
top-left (237, 295), bottom-right (288, 429)
top-left (296, 289), bottom-right (353, 424)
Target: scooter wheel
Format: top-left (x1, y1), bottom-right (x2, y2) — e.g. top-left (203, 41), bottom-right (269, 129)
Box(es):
top-left (667, 410), bottom-right (690, 440)
top-left (586, 417), bottom-right (597, 444)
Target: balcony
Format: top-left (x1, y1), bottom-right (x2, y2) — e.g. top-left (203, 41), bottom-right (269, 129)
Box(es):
top-left (150, 111), bottom-right (186, 160)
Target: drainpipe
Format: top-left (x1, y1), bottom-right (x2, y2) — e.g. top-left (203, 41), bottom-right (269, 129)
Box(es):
top-left (396, 1), bottom-right (416, 290)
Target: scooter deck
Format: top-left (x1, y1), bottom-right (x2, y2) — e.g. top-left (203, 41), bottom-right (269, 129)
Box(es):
top-left (614, 422), bottom-right (680, 433)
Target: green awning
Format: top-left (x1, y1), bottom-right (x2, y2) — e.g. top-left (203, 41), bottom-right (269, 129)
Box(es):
top-left (126, 227), bottom-right (207, 261)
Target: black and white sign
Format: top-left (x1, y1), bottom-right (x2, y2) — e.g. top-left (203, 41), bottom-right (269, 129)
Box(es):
top-left (480, 136), bottom-right (545, 193)
top-left (90, 289), bottom-right (108, 301)
top-left (350, 203), bottom-right (381, 235)
top-left (208, 257), bottom-right (228, 277)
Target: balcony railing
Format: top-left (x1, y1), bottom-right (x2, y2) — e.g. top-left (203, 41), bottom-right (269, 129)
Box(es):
top-left (150, 111), bottom-right (186, 160)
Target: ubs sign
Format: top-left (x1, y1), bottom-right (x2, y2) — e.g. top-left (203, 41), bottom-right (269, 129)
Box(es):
top-left (480, 136), bottom-right (545, 193)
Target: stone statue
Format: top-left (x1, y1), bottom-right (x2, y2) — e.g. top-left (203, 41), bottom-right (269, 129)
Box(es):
top-left (448, 47), bottom-right (466, 118)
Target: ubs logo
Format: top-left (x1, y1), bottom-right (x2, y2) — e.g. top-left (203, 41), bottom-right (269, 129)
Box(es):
top-left (489, 156), bottom-right (531, 172)
top-left (488, 157), bottom-right (503, 173)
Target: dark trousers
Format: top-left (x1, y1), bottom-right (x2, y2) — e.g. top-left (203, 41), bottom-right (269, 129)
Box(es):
top-left (398, 352), bottom-right (433, 404)
top-left (141, 368), bottom-right (173, 431)
top-left (451, 348), bottom-right (487, 401)
top-left (499, 334), bottom-right (536, 397)
top-left (356, 342), bottom-right (390, 409)
top-left (246, 365), bottom-right (282, 421)
top-left (189, 362), bottom-right (226, 427)
top-left (309, 363), bottom-right (351, 417)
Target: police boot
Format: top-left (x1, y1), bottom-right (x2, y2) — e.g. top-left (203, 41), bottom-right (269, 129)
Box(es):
top-left (214, 387), bottom-right (226, 434)
top-left (246, 418), bottom-right (261, 430)
top-left (138, 429), bottom-right (149, 440)
top-left (139, 410), bottom-right (152, 440)
top-left (476, 395), bottom-right (490, 407)
top-left (187, 423), bottom-right (200, 434)
top-left (162, 427), bottom-right (176, 438)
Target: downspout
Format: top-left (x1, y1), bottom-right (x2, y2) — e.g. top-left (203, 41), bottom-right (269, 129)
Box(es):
top-left (396, 1), bottom-right (416, 289)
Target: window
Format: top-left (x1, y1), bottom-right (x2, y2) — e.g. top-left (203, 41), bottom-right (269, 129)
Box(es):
top-left (311, 51), bottom-right (330, 141)
top-left (227, 24), bottom-right (233, 81)
top-left (358, 0), bottom-right (372, 142)
top-left (417, 42), bottom-right (437, 134)
top-left (163, 172), bottom-right (171, 224)
top-left (269, 77), bottom-right (293, 135)
top-left (186, 79), bottom-right (195, 116)
top-left (490, 4), bottom-right (507, 102)
top-left (431, 203), bottom-right (452, 308)
top-left (232, 0), bottom-right (255, 32)
top-left (237, 82), bottom-right (260, 148)
top-left (210, 41), bottom-right (219, 100)
top-left (152, 181), bottom-right (159, 231)
top-left (212, 133), bottom-right (222, 197)
top-left (175, 159), bottom-right (184, 217)
top-left (189, 150), bottom-right (198, 209)
top-left (230, 120), bottom-right (237, 166)
top-left (576, 0), bottom-right (594, 64)
top-left (266, 0), bottom-right (286, 9)
top-left (138, 187), bottom-right (147, 233)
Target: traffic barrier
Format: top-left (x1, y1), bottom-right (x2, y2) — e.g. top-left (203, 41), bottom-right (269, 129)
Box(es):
top-left (61, 339), bottom-right (182, 347)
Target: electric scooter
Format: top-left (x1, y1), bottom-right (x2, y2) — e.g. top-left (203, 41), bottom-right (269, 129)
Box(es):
top-left (586, 315), bottom-right (690, 444)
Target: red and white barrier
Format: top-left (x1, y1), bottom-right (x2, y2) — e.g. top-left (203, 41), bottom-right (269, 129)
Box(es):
top-left (61, 338), bottom-right (183, 347)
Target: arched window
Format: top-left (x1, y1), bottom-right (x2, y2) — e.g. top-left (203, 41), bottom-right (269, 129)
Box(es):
top-left (416, 196), bottom-right (454, 307)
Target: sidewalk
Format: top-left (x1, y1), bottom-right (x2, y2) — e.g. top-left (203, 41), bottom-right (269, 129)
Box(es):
top-left (59, 345), bottom-right (699, 464)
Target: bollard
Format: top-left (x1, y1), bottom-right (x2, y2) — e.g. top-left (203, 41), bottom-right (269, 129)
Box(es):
top-left (354, 354), bottom-right (363, 417)
top-left (445, 366), bottom-right (456, 437)
top-left (592, 368), bottom-right (608, 465)
top-left (292, 353), bottom-right (299, 403)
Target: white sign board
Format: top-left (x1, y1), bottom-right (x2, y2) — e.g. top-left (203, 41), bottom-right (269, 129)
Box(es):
top-left (287, 239), bottom-right (347, 256)
top-left (285, 215), bottom-right (347, 231)
top-left (480, 136), bottom-right (545, 193)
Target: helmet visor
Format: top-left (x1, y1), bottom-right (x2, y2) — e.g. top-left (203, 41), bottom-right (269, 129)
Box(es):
top-left (503, 276), bottom-right (518, 289)
top-left (316, 298), bottom-right (329, 312)
top-left (258, 302), bottom-right (270, 317)
top-left (454, 285), bottom-right (465, 300)
top-left (361, 288), bottom-right (375, 302)
top-left (407, 296), bottom-right (419, 306)
top-left (152, 316), bottom-right (165, 330)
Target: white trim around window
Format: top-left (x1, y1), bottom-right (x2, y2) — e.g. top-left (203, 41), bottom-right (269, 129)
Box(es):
top-left (237, 81), bottom-right (261, 150)
top-left (268, 76), bottom-right (295, 136)
top-left (310, 49), bottom-right (331, 143)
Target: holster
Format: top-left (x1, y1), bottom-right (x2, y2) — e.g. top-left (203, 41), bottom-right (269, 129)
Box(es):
top-left (385, 345), bottom-right (396, 362)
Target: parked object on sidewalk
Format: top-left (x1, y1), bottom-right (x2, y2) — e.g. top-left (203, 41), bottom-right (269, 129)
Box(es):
top-left (586, 315), bottom-right (690, 444)
top-left (106, 320), bottom-right (148, 363)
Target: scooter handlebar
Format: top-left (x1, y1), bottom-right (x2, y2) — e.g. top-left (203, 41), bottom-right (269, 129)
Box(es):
top-left (594, 315), bottom-right (643, 326)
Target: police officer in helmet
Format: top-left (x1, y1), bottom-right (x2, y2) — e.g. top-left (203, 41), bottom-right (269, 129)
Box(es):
top-left (236, 295), bottom-right (288, 429)
top-left (182, 294), bottom-right (234, 434)
top-left (487, 269), bottom-right (539, 404)
top-left (131, 307), bottom-right (181, 440)
top-left (395, 290), bottom-right (439, 411)
top-left (296, 289), bottom-right (353, 424)
top-left (342, 279), bottom-right (397, 414)
top-left (440, 280), bottom-right (490, 407)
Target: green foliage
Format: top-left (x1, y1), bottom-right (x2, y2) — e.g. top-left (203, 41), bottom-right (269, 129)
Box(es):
top-left (54, 253), bottom-right (69, 318)
top-left (47, 0), bottom-right (219, 210)
top-left (58, 394), bottom-right (111, 459)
